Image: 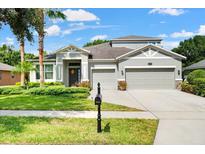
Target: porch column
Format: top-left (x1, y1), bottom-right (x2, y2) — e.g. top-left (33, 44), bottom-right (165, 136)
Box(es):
top-left (81, 61), bottom-right (89, 81)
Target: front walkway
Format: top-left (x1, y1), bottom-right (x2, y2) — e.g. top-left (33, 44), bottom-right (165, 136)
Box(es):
top-left (0, 110), bottom-right (156, 119)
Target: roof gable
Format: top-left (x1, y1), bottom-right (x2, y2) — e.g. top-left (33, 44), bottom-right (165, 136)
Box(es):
top-left (56, 45), bottom-right (90, 54)
top-left (116, 45), bottom-right (186, 60)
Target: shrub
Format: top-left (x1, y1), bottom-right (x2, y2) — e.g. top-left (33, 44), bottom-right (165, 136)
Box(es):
top-left (15, 82), bottom-right (21, 86)
top-left (192, 78), bottom-right (205, 96)
top-left (44, 82), bottom-right (63, 86)
top-left (0, 86), bottom-right (25, 95)
top-left (187, 69), bottom-right (205, 84)
top-left (181, 81), bottom-right (194, 94)
top-left (28, 82), bottom-right (40, 88)
top-left (76, 81), bottom-right (91, 89)
top-left (118, 81), bottom-right (127, 91)
top-left (25, 86), bottom-right (89, 97)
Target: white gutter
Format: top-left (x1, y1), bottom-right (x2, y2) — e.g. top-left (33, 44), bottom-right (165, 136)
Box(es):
top-left (124, 66), bottom-right (176, 69)
top-left (91, 67), bottom-right (116, 70)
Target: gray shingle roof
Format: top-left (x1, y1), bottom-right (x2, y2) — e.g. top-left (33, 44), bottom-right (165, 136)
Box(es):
top-left (184, 59), bottom-right (205, 70)
top-left (112, 35), bottom-right (162, 41)
top-left (0, 62), bottom-right (14, 71)
top-left (32, 53), bottom-right (56, 60)
top-left (84, 42), bottom-right (133, 59)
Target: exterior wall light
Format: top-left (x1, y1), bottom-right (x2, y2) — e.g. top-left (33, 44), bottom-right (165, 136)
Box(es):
top-left (178, 70), bottom-right (180, 75)
top-left (121, 70), bottom-right (124, 76)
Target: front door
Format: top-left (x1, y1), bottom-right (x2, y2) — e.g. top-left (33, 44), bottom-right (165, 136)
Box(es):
top-left (69, 68), bottom-right (81, 86)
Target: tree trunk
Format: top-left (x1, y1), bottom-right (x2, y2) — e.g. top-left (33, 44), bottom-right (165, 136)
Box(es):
top-left (38, 9), bottom-right (44, 87)
top-left (20, 40), bottom-right (25, 86)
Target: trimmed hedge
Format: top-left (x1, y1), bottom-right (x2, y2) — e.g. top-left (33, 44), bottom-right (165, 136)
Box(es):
top-left (0, 86), bottom-right (25, 95)
top-left (187, 69), bottom-right (205, 84)
top-left (0, 86), bottom-right (89, 98)
top-left (16, 82), bottom-right (63, 88)
top-left (24, 86), bottom-right (89, 97)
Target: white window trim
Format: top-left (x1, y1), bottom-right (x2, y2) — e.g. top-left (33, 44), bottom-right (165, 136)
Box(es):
top-left (36, 64), bottom-right (54, 80)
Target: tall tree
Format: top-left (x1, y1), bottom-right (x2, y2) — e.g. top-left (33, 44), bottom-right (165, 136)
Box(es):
top-left (0, 9), bottom-right (34, 86)
top-left (172, 35), bottom-right (205, 67)
top-left (83, 39), bottom-right (110, 47)
top-left (32, 9), bottom-right (65, 87)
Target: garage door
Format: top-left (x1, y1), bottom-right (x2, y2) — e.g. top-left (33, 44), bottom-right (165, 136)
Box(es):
top-left (92, 69), bottom-right (117, 90)
top-left (126, 68), bottom-right (175, 89)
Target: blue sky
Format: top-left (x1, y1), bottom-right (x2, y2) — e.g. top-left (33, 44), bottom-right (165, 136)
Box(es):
top-left (0, 8), bottom-right (205, 54)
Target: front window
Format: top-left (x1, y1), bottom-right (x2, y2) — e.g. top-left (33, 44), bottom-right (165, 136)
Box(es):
top-left (36, 65), bottom-right (40, 79)
top-left (35, 64), bottom-right (53, 80)
top-left (45, 64), bottom-right (53, 79)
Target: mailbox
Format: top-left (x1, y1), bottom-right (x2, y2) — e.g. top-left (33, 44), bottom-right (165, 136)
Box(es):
top-left (95, 94), bottom-right (102, 105)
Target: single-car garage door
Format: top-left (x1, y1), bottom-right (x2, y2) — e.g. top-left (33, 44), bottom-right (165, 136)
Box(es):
top-left (92, 69), bottom-right (117, 90)
top-left (126, 68), bottom-right (175, 89)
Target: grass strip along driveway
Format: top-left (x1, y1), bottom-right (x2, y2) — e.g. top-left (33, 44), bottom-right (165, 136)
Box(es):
top-left (0, 95), bottom-right (139, 111)
top-left (0, 117), bottom-right (158, 144)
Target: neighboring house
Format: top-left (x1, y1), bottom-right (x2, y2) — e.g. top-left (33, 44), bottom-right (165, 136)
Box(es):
top-left (183, 59), bottom-right (205, 79)
top-left (0, 62), bottom-right (20, 86)
top-left (29, 35), bottom-right (186, 90)
top-left (183, 59), bottom-right (205, 71)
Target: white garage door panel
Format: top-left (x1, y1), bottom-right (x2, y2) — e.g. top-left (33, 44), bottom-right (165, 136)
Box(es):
top-left (92, 69), bottom-right (117, 90)
top-left (126, 68), bottom-right (175, 89)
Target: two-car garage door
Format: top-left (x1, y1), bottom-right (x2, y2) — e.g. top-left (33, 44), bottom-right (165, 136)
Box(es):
top-left (126, 68), bottom-right (175, 89)
top-left (92, 68), bottom-right (175, 90)
top-left (92, 69), bottom-right (117, 90)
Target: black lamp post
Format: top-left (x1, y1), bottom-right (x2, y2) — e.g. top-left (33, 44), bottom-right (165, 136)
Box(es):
top-left (94, 82), bottom-right (102, 133)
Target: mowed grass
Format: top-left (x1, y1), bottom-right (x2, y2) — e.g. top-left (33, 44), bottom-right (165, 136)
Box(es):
top-left (0, 95), bottom-right (139, 111)
top-left (0, 117), bottom-right (158, 144)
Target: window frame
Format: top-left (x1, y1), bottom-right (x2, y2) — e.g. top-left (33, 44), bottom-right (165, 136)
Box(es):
top-left (35, 64), bottom-right (54, 80)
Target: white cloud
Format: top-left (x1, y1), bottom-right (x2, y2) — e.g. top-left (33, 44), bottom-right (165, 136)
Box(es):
top-left (69, 22), bottom-right (84, 27)
top-left (170, 30), bottom-right (194, 38)
top-left (197, 25), bottom-right (205, 35)
top-left (91, 35), bottom-right (108, 41)
top-left (158, 34), bottom-right (168, 38)
top-left (62, 24), bottom-right (116, 36)
top-left (96, 22), bottom-right (100, 25)
top-left (50, 18), bottom-right (64, 24)
top-left (149, 8), bottom-right (185, 16)
top-left (1, 37), bottom-right (14, 46)
top-left (45, 25), bottom-right (61, 36)
top-left (75, 37), bottom-right (82, 41)
top-left (162, 41), bottom-right (179, 50)
top-left (160, 21), bottom-right (166, 24)
top-left (63, 9), bottom-right (100, 22)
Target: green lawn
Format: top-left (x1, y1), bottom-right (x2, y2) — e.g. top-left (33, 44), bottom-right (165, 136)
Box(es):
top-left (0, 95), bottom-right (139, 111)
top-left (0, 117), bottom-right (158, 144)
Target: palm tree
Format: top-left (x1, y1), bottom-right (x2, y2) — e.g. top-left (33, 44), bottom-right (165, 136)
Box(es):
top-left (12, 61), bottom-right (35, 89)
top-left (32, 9), bottom-right (66, 87)
top-left (0, 9), bottom-right (34, 86)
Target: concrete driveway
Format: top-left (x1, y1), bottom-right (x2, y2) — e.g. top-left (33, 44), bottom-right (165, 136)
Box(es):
top-left (91, 89), bottom-right (205, 144)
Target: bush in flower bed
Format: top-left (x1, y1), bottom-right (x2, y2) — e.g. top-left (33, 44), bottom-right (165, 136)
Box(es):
top-left (192, 78), bottom-right (205, 96)
top-left (24, 86), bottom-right (90, 97)
top-left (181, 81), bottom-right (195, 94)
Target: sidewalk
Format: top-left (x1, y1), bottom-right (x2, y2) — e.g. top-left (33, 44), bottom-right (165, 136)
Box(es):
top-left (0, 110), bottom-right (157, 119)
